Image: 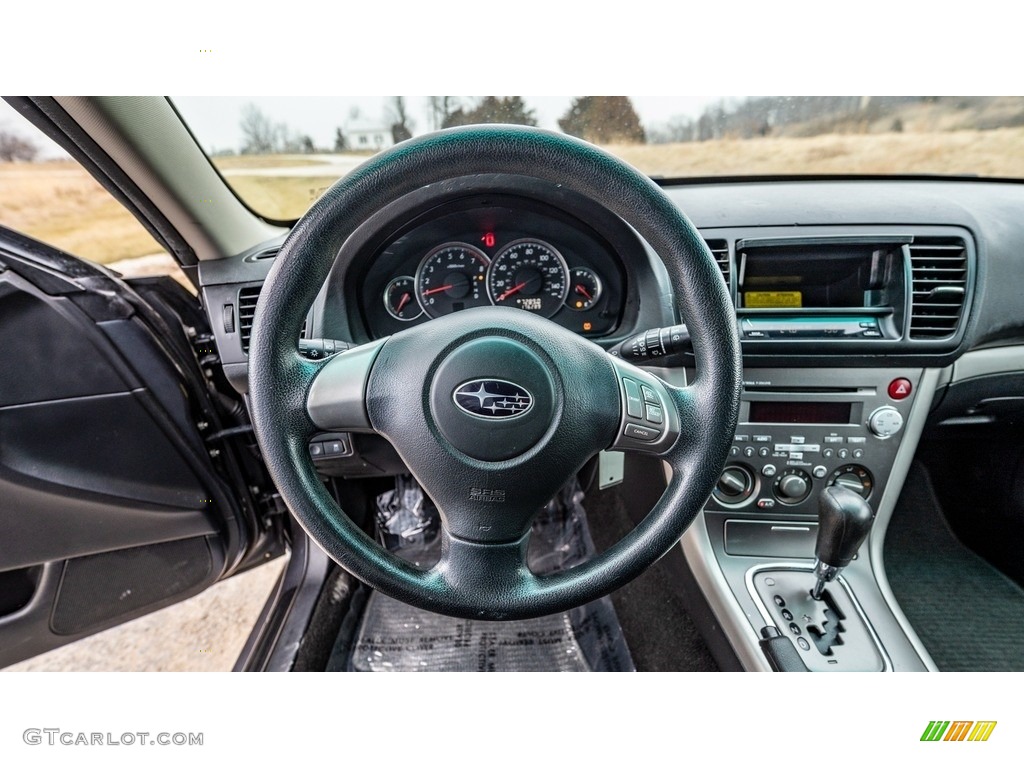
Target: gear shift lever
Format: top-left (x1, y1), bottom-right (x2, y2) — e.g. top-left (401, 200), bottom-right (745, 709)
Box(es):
top-left (811, 485), bottom-right (874, 600)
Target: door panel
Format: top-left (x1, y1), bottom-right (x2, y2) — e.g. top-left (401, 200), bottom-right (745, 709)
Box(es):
top-left (0, 227), bottom-right (251, 668)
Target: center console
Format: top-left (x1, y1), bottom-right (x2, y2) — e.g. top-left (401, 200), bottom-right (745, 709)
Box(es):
top-left (670, 227), bottom-right (976, 672)
top-left (696, 366), bottom-right (930, 671)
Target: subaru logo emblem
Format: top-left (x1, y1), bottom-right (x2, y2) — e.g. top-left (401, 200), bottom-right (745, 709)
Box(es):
top-left (452, 379), bottom-right (534, 419)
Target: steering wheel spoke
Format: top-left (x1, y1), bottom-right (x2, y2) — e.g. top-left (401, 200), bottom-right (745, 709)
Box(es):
top-left (306, 338), bottom-right (387, 433)
top-left (431, 527), bottom-right (536, 616)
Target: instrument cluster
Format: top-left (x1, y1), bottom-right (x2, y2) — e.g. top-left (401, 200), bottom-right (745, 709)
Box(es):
top-left (357, 199), bottom-right (626, 339)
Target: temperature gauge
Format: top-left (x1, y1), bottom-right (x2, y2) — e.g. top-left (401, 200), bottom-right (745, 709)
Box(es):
top-left (566, 267), bottom-right (603, 311)
top-left (383, 276), bottom-right (423, 321)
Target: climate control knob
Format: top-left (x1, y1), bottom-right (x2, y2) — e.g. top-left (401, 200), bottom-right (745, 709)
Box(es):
top-left (828, 464), bottom-right (874, 500)
top-left (713, 465), bottom-right (755, 506)
top-left (868, 406), bottom-right (904, 438)
top-left (773, 469), bottom-right (812, 505)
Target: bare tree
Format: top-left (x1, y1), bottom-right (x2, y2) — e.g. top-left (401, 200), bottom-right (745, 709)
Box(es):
top-left (239, 103), bottom-right (278, 154)
top-left (426, 96), bottom-right (459, 130)
top-left (386, 96), bottom-right (414, 142)
top-left (0, 127), bottom-right (39, 161)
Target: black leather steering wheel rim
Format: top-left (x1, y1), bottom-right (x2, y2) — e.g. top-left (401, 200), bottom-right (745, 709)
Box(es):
top-left (249, 125), bottom-right (741, 620)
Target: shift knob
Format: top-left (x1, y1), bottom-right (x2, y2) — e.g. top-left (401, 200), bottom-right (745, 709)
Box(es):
top-left (811, 485), bottom-right (874, 599)
top-left (816, 485), bottom-right (874, 567)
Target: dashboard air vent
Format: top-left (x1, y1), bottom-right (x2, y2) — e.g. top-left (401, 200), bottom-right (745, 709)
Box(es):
top-left (238, 285), bottom-right (308, 354)
top-left (238, 286), bottom-right (261, 353)
top-left (908, 238), bottom-right (968, 339)
top-left (705, 239), bottom-right (730, 284)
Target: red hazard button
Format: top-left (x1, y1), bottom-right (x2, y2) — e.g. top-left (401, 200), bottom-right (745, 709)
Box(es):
top-left (888, 378), bottom-right (912, 400)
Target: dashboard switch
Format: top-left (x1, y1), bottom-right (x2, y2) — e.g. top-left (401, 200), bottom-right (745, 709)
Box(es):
top-left (888, 378), bottom-right (912, 400)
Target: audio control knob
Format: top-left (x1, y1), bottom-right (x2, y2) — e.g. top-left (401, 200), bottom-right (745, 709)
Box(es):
top-left (773, 469), bottom-right (812, 505)
top-left (713, 465), bottom-right (755, 506)
top-left (868, 406), bottom-right (904, 438)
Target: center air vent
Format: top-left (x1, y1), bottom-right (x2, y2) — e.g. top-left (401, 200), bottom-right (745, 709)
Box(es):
top-left (238, 285), bottom-right (306, 353)
top-left (908, 239), bottom-right (968, 339)
top-left (705, 239), bottom-right (730, 285)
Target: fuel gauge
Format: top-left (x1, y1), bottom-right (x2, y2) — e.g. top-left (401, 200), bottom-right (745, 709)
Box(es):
top-left (383, 276), bottom-right (423, 321)
top-left (566, 267), bottom-right (602, 311)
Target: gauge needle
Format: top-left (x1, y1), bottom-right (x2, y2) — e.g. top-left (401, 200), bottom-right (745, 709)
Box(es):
top-left (497, 282), bottom-right (527, 302)
top-left (422, 284), bottom-right (453, 296)
top-left (575, 284), bottom-right (593, 301)
top-left (395, 293), bottom-right (411, 313)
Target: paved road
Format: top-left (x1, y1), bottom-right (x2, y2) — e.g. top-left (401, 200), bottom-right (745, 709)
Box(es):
top-left (3, 558), bottom-right (285, 672)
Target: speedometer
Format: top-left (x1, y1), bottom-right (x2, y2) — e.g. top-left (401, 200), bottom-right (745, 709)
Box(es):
top-left (486, 239), bottom-right (569, 318)
top-left (416, 242), bottom-right (491, 318)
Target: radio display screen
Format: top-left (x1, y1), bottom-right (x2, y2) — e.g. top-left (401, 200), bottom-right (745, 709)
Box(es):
top-left (738, 242), bottom-right (897, 310)
top-left (749, 401), bottom-right (852, 424)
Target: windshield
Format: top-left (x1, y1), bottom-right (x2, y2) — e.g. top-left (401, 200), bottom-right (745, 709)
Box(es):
top-left (173, 96), bottom-right (1024, 221)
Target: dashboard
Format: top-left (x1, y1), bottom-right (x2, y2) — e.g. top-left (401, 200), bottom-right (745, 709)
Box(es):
top-left (198, 173), bottom-right (1024, 671)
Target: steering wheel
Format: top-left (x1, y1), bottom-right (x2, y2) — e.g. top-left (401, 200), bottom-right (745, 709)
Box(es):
top-left (248, 125), bottom-right (741, 620)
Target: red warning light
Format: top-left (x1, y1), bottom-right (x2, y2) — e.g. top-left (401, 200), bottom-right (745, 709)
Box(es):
top-left (482, 232), bottom-right (496, 248)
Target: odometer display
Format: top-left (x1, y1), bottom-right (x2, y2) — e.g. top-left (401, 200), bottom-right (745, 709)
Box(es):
top-left (416, 243), bottom-right (491, 318)
top-left (487, 239), bottom-right (568, 318)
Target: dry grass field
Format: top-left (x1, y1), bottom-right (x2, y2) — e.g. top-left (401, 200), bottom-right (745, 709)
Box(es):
top-left (5, 128), bottom-right (1023, 262)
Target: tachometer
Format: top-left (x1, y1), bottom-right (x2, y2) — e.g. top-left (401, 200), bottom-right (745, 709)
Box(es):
top-left (416, 243), bottom-right (491, 318)
top-left (486, 239), bottom-right (568, 318)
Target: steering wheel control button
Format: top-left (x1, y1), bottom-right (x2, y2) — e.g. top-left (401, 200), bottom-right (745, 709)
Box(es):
top-left (888, 377), bottom-right (913, 400)
top-left (623, 378), bottom-right (644, 418)
top-left (309, 442), bottom-right (324, 457)
top-left (645, 404), bottom-right (664, 424)
top-left (641, 384), bottom-right (661, 405)
top-left (624, 423), bottom-right (661, 442)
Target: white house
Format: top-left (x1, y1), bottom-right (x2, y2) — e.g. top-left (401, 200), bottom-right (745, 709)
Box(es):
top-left (345, 120), bottom-right (393, 151)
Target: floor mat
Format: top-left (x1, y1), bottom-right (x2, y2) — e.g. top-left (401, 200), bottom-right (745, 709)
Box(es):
top-left (337, 478), bottom-right (635, 672)
top-left (884, 462), bottom-right (1024, 671)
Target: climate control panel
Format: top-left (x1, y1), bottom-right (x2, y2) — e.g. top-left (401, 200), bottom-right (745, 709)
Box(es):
top-left (701, 368), bottom-right (920, 518)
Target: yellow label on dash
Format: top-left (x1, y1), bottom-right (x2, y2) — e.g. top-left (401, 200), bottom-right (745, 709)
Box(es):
top-left (745, 291), bottom-right (803, 308)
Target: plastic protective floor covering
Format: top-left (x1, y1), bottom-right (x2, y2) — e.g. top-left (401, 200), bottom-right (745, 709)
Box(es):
top-left (343, 477), bottom-right (635, 672)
